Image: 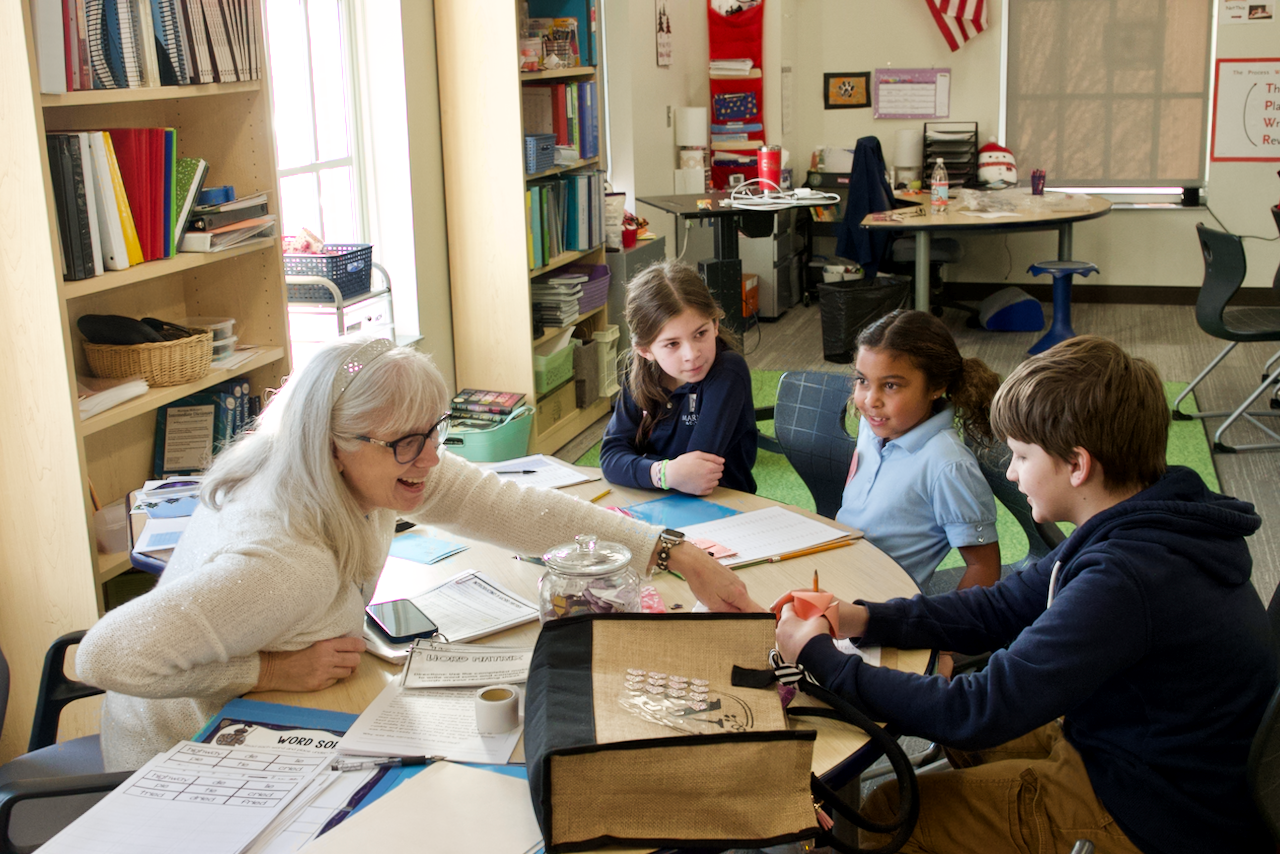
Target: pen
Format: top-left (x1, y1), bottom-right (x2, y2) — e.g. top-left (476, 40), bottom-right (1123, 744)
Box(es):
top-left (589, 488), bottom-right (612, 503)
top-left (495, 470), bottom-right (538, 475)
top-left (331, 755), bottom-right (429, 773)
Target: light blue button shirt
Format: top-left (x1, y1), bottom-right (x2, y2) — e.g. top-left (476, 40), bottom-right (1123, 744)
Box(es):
top-left (836, 405), bottom-right (997, 587)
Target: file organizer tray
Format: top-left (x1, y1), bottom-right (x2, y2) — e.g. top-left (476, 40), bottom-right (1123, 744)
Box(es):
top-left (525, 134), bottom-right (557, 174)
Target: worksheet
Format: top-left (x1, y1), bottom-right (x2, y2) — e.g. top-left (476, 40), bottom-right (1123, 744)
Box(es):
top-left (408, 570), bottom-right (539, 643)
top-left (38, 742), bottom-right (329, 854)
top-left (401, 640), bottom-right (534, 689)
top-left (336, 682), bottom-right (523, 765)
top-left (476, 454), bottom-right (597, 489)
top-left (680, 506), bottom-right (853, 566)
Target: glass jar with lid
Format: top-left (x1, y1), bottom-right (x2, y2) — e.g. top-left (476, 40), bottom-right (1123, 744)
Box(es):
top-left (539, 534), bottom-right (641, 623)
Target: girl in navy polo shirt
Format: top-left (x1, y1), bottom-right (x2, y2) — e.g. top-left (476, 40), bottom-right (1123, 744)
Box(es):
top-left (838, 310), bottom-right (1002, 594)
top-left (600, 261), bottom-right (757, 495)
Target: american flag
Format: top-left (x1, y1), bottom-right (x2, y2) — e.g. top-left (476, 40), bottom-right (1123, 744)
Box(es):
top-left (926, 0), bottom-right (988, 52)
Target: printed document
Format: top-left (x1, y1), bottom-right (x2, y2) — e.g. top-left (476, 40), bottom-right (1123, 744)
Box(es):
top-left (681, 506), bottom-right (853, 566)
top-left (477, 453), bottom-right (597, 489)
top-left (38, 741), bottom-right (329, 854)
top-left (336, 681), bottom-right (523, 764)
top-left (402, 640), bottom-right (533, 689)
top-left (409, 570), bottom-right (539, 643)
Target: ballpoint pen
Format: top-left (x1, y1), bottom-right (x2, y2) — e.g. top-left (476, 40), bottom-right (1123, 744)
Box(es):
top-left (331, 755), bottom-right (430, 772)
top-left (495, 469), bottom-right (538, 475)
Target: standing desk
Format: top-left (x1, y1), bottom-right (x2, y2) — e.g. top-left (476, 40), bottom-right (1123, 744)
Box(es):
top-left (861, 194), bottom-right (1113, 312)
top-left (249, 470), bottom-right (931, 792)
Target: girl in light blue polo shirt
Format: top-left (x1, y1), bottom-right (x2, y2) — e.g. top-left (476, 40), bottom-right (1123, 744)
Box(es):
top-left (836, 310), bottom-right (1002, 593)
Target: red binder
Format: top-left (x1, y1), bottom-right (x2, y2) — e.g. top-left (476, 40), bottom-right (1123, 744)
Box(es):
top-left (106, 128), bottom-right (167, 261)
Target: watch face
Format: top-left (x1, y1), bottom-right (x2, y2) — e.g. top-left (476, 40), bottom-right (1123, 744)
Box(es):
top-left (661, 528), bottom-right (685, 542)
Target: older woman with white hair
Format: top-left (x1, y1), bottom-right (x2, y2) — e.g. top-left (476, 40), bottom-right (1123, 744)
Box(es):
top-left (78, 337), bottom-right (760, 771)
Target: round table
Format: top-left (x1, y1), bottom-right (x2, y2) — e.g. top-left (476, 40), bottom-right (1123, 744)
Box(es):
top-left (249, 471), bottom-right (931, 784)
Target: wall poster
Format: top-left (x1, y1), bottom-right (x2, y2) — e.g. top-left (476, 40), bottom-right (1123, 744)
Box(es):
top-left (1211, 58), bottom-right (1280, 161)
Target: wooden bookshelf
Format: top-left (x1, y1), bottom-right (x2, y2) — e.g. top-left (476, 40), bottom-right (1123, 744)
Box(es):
top-left (436, 3), bottom-right (613, 455)
top-left (0, 0), bottom-right (291, 760)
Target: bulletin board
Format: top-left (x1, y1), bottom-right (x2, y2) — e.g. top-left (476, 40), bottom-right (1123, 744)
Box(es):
top-left (1211, 57), bottom-right (1280, 161)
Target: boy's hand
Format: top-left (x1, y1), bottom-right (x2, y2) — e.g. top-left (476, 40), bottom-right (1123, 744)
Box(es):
top-left (775, 602), bottom-right (833, 663)
top-left (666, 451), bottom-right (725, 495)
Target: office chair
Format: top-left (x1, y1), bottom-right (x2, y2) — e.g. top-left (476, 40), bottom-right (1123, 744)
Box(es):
top-left (1171, 224), bottom-right (1280, 453)
top-left (0, 632), bottom-right (130, 854)
top-left (771, 371), bottom-right (858, 519)
top-left (888, 235), bottom-right (972, 320)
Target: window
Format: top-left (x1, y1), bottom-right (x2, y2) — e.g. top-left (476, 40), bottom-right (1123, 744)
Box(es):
top-left (1004, 0), bottom-right (1213, 190)
top-left (264, 0), bottom-right (364, 242)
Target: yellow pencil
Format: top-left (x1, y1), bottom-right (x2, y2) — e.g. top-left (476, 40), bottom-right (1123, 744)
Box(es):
top-left (778, 540), bottom-right (854, 562)
top-left (589, 488), bottom-right (612, 503)
top-left (813, 570), bottom-right (820, 592)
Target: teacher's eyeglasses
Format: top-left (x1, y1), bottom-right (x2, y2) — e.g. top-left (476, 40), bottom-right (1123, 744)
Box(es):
top-left (355, 412), bottom-right (450, 464)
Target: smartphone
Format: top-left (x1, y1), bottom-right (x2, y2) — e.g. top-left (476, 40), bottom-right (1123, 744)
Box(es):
top-left (365, 599), bottom-right (439, 643)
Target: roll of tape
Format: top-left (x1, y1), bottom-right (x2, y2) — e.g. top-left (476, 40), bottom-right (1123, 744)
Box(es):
top-left (475, 684), bottom-right (521, 734)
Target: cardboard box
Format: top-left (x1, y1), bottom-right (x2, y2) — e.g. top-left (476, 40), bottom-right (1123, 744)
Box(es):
top-left (535, 379), bottom-right (577, 436)
top-left (743, 274), bottom-right (759, 318)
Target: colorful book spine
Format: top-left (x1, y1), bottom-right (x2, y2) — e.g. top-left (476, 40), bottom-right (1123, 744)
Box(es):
top-left (102, 131), bottom-right (146, 265)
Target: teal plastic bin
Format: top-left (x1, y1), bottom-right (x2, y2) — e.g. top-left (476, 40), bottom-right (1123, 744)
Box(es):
top-left (443, 406), bottom-right (534, 462)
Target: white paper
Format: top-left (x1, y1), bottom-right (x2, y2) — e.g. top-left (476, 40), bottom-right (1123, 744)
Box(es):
top-left (336, 681), bottom-right (522, 764)
top-left (401, 640), bottom-right (534, 689)
top-left (833, 639), bottom-right (882, 667)
top-left (38, 741), bottom-right (329, 854)
top-left (244, 769), bottom-right (376, 854)
top-left (959, 211), bottom-right (1022, 219)
top-left (408, 571), bottom-right (539, 643)
top-left (476, 453), bottom-right (597, 488)
top-left (163, 405), bottom-right (216, 470)
top-left (680, 506), bottom-right (851, 566)
top-left (133, 516), bottom-right (192, 555)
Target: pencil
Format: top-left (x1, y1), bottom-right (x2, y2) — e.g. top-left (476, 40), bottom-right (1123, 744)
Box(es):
top-left (813, 570), bottom-right (820, 592)
top-left (589, 488), bottom-right (612, 503)
top-left (730, 539), bottom-right (854, 570)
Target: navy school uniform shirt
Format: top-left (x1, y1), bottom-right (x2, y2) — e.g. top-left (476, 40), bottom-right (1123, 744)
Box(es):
top-left (798, 466), bottom-right (1277, 854)
top-left (600, 342), bottom-right (758, 493)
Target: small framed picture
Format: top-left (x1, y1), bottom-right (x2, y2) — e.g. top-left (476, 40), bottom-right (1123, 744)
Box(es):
top-left (823, 72), bottom-right (871, 110)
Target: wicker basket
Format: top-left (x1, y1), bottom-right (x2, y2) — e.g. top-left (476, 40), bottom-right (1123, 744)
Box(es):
top-left (83, 330), bottom-right (214, 387)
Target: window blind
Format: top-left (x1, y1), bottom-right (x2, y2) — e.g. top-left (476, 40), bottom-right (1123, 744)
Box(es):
top-left (1005, 0), bottom-right (1212, 188)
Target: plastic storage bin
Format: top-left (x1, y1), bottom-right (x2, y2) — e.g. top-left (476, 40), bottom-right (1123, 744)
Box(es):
top-left (535, 340), bottom-right (578, 395)
top-left (181, 316), bottom-right (235, 341)
top-left (525, 134), bottom-right (557, 174)
top-left (442, 407), bottom-right (534, 462)
top-left (211, 335), bottom-right (239, 363)
top-left (284, 244), bottom-right (374, 302)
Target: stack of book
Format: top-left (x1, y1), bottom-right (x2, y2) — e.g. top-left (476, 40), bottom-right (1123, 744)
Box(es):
top-left (450, 389), bottom-right (526, 426)
top-left (520, 78), bottom-right (599, 162)
top-left (153, 375), bottom-right (259, 477)
top-left (179, 192), bottom-right (275, 252)
top-left (45, 129), bottom-right (211, 280)
top-left (531, 273), bottom-right (586, 327)
top-left (31, 0), bottom-right (263, 95)
top-left (525, 170), bottom-right (605, 270)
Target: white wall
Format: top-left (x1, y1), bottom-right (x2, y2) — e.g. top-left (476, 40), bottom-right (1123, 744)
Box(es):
top-left (609, 0), bottom-right (1280, 291)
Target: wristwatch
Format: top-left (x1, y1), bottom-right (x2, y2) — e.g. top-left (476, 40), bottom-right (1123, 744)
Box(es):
top-left (654, 528), bottom-right (686, 576)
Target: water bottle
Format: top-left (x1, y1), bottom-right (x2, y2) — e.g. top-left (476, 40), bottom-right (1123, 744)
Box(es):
top-left (930, 158), bottom-right (949, 213)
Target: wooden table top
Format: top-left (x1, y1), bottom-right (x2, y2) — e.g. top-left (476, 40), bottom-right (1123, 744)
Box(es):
top-left (861, 192), bottom-right (1112, 233)
top-left (249, 469), bottom-right (931, 781)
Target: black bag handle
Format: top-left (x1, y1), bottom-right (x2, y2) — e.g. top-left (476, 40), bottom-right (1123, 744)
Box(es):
top-left (732, 654), bottom-right (919, 854)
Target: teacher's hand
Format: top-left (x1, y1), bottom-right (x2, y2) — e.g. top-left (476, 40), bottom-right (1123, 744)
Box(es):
top-left (253, 636), bottom-right (366, 693)
top-left (668, 543), bottom-right (765, 613)
top-left (775, 602), bottom-right (832, 663)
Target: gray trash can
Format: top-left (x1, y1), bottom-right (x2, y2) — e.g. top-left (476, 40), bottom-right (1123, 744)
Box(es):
top-left (818, 275), bottom-right (912, 363)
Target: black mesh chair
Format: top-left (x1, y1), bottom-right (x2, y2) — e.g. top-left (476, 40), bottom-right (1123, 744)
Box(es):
top-left (1171, 224), bottom-right (1280, 453)
top-left (771, 371), bottom-right (858, 519)
top-left (0, 632), bottom-right (131, 854)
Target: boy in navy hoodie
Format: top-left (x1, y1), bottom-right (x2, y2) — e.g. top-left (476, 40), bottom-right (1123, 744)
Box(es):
top-left (777, 336), bottom-right (1277, 854)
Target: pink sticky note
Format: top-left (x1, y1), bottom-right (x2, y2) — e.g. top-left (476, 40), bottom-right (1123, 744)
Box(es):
top-left (690, 537), bottom-right (737, 559)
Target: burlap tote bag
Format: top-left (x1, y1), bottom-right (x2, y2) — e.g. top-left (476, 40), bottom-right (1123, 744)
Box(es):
top-left (524, 612), bottom-right (918, 853)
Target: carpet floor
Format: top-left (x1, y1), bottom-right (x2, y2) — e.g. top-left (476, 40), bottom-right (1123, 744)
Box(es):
top-left (575, 374), bottom-right (1218, 569)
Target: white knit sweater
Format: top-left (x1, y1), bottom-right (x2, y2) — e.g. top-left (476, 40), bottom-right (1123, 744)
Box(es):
top-left (77, 453), bottom-right (658, 771)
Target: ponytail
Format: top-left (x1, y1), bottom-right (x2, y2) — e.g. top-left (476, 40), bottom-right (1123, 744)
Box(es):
top-left (949, 357), bottom-right (1001, 443)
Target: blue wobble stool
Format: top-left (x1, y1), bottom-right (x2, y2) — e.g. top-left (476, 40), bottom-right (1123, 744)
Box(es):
top-left (1026, 260), bottom-right (1098, 354)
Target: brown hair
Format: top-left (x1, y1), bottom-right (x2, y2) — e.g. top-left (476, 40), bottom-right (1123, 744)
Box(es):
top-left (990, 335), bottom-right (1168, 492)
top-left (624, 260), bottom-right (740, 443)
top-left (855, 309), bottom-right (1001, 441)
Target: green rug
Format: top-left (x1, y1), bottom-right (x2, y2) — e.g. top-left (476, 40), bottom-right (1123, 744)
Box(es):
top-left (575, 375), bottom-right (1219, 568)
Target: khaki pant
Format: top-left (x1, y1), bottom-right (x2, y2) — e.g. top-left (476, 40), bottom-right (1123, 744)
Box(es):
top-left (860, 721), bottom-right (1143, 854)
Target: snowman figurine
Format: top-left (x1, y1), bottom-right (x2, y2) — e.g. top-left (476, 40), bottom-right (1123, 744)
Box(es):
top-left (977, 138), bottom-right (1018, 189)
